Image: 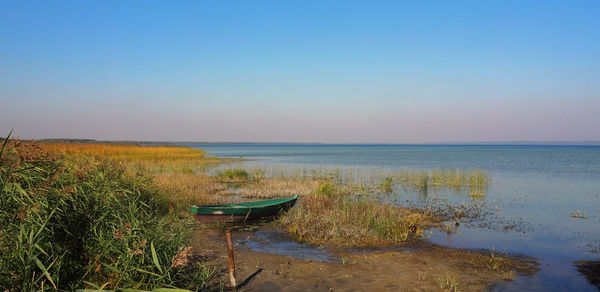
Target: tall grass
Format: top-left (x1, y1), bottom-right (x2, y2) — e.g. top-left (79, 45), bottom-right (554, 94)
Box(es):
top-left (153, 173), bottom-right (231, 209)
top-left (394, 168), bottom-right (490, 191)
top-left (0, 139), bottom-right (219, 290)
top-left (215, 168), bottom-right (249, 182)
top-left (42, 142), bottom-right (227, 175)
top-left (209, 165), bottom-right (491, 197)
top-left (41, 143), bottom-right (208, 162)
top-left (278, 182), bottom-right (437, 247)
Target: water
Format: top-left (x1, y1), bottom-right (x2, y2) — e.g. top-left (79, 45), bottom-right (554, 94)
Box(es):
top-left (238, 228), bottom-right (339, 263)
top-left (182, 143), bottom-right (600, 291)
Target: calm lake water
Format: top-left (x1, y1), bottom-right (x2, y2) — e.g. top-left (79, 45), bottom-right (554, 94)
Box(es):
top-left (183, 144), bottom-right (600, 291)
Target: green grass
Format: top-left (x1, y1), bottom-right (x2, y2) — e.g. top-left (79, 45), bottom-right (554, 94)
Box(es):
top-left (380, 176), bottom-right (394, 193)
top-left (392, 169), bottom-right (490, 196)
top-left (0, 138), bottom-right (220, 291)
top-left (215, 168), bottom-right (249, 182)
top-left (315, 181), bottom-right (339, 197)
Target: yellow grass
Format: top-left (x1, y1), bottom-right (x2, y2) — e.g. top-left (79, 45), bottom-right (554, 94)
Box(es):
top-left (41, 142), bottom-right (207, 161)
top-left (236, 178), bottom-right (319, 199)
top-left (41, 142), bottom-right (227, 174)
top-left (154, 173), bottom-right (231, 208)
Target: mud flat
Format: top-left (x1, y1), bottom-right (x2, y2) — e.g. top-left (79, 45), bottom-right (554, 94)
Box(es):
top-left (192, 227), bottom-right (538, 291)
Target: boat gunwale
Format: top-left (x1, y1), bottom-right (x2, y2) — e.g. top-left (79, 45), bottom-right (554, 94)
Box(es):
top-left (191, 195), bottom-right (298, 210)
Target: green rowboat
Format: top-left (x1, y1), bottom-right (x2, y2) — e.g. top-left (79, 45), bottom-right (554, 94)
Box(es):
top-left (190, 195), bottom-right (298, 222)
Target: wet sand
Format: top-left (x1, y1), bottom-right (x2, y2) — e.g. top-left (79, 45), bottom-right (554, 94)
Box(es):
top-left (192, 228), bottom-right (538, 291)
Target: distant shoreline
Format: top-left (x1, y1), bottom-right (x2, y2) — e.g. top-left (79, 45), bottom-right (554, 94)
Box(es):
top-left (26, 138), bottom-right (600, 146)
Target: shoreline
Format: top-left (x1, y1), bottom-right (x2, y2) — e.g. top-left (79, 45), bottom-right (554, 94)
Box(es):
top-left (192, 225), bottom-right (539, 291)
top-left (9, 140), bottom-right (599, 290)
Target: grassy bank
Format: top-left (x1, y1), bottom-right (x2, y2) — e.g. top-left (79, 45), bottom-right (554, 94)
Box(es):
top-left (0, 139), bottom-right (221, 291)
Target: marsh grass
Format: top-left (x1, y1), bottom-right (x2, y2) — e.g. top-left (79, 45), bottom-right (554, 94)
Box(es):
top-left (41, 142), bottom-right (236, 215)
top-left (200, 166), bottom-right (491, 246)
top-left (236, 178), bottom-right (318, 199)
top-left (0, 139), bottom-right (220, 290)
top-left (42, 142), bottom-right (228, 175)
top-left (380, 176), bottom-right (394, 193)
top-left (154, 173), bottom-right (232, 210)
top-left (393, 169), bottom-right (490, 195)
top-left (277, 182), bottom-right (437, 247)
top-left (438, 270), bottom-right (461, 292)
top-left (215, 168), bottom-right (249, 182)
top-left (212, 165), bottom-right (491, 198)
top-left (485, 248), bottom-right (512, 272)
top-left (41, 142), bottom-right (209, 162)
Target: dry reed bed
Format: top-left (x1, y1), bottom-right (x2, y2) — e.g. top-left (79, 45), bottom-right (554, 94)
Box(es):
top-left (42, 142), bottom-right (228, 175)
top-left (236, 178), bottom-right (319, 199)
top-left (41, 143), bottom-right (208, 161)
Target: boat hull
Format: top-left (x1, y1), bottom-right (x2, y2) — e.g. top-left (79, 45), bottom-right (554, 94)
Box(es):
top-left (191, 195), bottom-right (298, 223)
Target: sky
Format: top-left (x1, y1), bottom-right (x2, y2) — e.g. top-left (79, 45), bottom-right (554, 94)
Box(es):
top-left (1, 1), bottom-right (599, 143)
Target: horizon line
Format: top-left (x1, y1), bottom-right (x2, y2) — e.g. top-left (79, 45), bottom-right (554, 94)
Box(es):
top-left (31, 138), bottom-right (600, 146)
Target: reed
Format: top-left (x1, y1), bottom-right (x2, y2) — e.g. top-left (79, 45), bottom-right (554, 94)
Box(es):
top-left (154, 173), bottom-right (232, 210)
top-left (236, 178), bottom-right (318, 199)
top-left (277, 183), bottom-right (437, 247)
top-left (41, 142), bottom-right (208, 161)
top-left (395, 168), bottom-right (490, 189)
top-left (438, 270), bottom-right (460, 292)
top-left (380, 176), bottom-right (394, 193)
top-left (216, 168), bottom-right (250, 182)
top-left (41, 142), bottom-right (226, 174)
top-left (0, 139), bottom-right (219, 290)
top-left (392, 168), bottom-right (491, 196)
top-left (210, 165), bottom-right (491, 197)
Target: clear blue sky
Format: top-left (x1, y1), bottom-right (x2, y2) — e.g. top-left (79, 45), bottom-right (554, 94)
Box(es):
top-left (1, 1), bottom-right (599, 143)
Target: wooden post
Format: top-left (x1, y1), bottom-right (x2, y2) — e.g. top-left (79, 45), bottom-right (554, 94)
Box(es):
top-left (226, 230), bottom-right (237, 288)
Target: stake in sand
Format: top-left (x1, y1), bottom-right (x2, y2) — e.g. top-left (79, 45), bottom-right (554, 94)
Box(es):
top-left (226, 230), bottom-right (237, 288)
